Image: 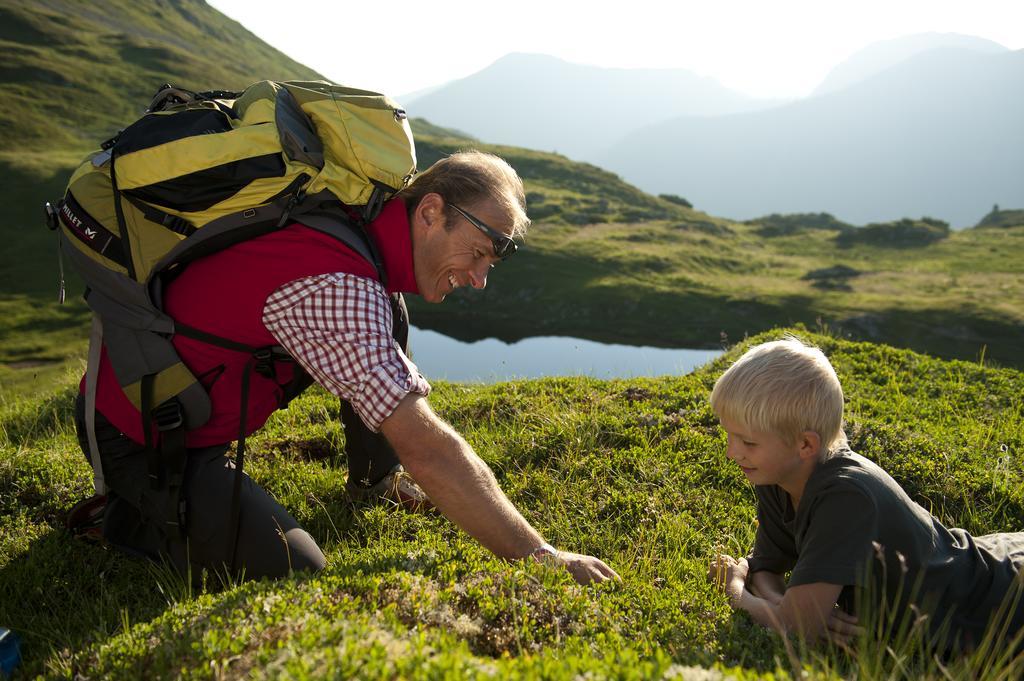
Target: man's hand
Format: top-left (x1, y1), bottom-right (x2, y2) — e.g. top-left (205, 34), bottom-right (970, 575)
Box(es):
top-left (709, 554), bottom-right (748, 606)
top-left (383, 395), bottom-right (619, 579)
top-left (553, 551), bottom-right (621, 585)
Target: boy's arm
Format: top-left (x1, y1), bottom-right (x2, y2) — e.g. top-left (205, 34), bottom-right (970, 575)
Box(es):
top-left (741, 581), bottom-right (843, 639)
top-left (748, 569), bottom-right (786, 604)
top-left (711, 556), bottom-right (858, 641)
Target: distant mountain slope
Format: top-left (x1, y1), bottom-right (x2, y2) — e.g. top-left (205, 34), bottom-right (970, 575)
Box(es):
top-left (600, 46), bottom-right (1024, 227)
top-left (408, 119), bottom-right (477, 142)
top-left (813, 32), bottom-right (1009, 96)
top-left (404, 52), bottom-right (783, 162)
top-left (0, 0), bottom-right (323, 154)
top-left (415, 137), bottom-right (692, 226)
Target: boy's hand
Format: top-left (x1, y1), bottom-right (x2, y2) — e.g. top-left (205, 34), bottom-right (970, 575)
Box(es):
top-left (709, 554), bottom-right (748, 606)
top-left (826, 607), bottom-right (864, 644)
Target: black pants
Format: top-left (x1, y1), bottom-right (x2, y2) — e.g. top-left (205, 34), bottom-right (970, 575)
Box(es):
top-left (75, 396), bottom-right (326, 579)
top-left (72, 294), bottom-right (411, 580)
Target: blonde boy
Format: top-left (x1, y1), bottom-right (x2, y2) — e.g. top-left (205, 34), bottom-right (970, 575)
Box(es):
top-left (708, 338), bottom-right (1024, 649)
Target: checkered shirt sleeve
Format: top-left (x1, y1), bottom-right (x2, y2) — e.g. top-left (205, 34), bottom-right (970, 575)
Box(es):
top-left (262, 273), bottom-right (431, 432)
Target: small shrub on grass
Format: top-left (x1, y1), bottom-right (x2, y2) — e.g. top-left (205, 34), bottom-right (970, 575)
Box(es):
top-left (748, 212), bottom-right (853, 237)
top-left (659, 194), bottom-right (693, 209)
top-left (801, 265), bottom-right (862, 291)
top-left (975, 207), bottom-right (1024, 229)
top-left (836, 218), bottom-right (951, 248)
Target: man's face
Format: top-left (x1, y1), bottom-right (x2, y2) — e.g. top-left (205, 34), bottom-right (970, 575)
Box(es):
top-left (718, 415), bottom-right (805, 489)
top-left (411, 195), bottom-right (511, 304)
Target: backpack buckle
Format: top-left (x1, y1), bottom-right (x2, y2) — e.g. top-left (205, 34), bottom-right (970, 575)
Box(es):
top-left (161, 213), bottom-right (196, 237)
top-left (275, 188), bottom-right (307, 228)
top-left (100, 132), bottom-right (121, 151)
top-left (44, 202), bottom-right (59, 231)
top-left (153, 400), bottom-right (183, 432)
top-left (253, 348), bottom-right (275, 379)
top-left (253, 347), bottom-right (293, 379)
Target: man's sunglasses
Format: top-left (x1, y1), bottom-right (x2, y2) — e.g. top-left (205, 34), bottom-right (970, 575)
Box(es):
top-left (449, 203), bottom-right (518, 260)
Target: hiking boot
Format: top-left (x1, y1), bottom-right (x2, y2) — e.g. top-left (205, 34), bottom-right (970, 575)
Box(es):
top-left (346, 465), bottom-right (433, 511)
top-left (66, 494), bottom-right (107, 545)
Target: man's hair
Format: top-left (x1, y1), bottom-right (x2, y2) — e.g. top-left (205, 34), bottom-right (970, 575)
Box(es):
top-left (709, 336), bottom-right (848, 458)
top-left (399, 150), bottom-right (530, 238)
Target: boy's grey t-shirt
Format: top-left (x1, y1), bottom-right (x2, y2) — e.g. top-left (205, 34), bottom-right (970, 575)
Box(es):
top-left (747, 449), bottom-right (1024, 644)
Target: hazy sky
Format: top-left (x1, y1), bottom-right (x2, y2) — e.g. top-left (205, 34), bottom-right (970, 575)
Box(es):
top-left (208, 0), bottom-right (1023, 100)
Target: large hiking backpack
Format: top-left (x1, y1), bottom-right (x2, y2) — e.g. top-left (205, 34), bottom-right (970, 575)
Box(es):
top-left (47, 80), bottom-right (416, 507)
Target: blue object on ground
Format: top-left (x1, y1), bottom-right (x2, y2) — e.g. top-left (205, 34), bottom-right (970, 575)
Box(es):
top-left (0, 628), bottom-right (21, 678)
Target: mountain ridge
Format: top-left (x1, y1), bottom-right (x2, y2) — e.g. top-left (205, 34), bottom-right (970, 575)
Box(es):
top-left (400, 37), bottom-right (1024, 227)
top-left (813, 31), bottom-right (1010, 95)
top-left (599, 45), bottom-right (1024, 227)
top-left (404, 51), bottom-right (784, 160)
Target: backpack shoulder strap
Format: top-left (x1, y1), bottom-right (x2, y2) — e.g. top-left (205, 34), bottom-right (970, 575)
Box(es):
top-left (294, 214), bottom-right (374, 263)
top-left (290, 201), bottom-right (388, 286)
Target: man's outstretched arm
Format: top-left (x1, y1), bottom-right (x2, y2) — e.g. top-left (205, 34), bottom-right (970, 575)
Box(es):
top-left (381, 393), bottom-right (620, 584)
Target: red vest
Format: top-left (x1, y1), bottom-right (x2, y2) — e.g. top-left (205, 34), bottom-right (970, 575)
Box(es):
top-left (83, 199), bottom-right (419, 447)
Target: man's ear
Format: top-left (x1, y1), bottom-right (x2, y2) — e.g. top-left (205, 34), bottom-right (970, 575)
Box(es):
top-left (798, 430), bottom-right (822, 461)
top-left (414, 192), bottom-right (444, 231)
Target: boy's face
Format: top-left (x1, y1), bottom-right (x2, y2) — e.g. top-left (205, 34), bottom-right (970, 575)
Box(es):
top-left (718, 415), bottom-right (807, 489)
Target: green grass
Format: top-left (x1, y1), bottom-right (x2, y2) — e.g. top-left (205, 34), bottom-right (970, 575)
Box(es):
top-left (2, 329), bottom-right (1022, 679)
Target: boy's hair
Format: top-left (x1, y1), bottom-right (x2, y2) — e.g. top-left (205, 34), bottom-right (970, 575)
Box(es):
top-left (710, 336), bottom-right (848, 458)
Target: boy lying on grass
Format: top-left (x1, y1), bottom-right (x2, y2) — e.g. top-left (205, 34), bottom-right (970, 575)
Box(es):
top-left (707, 338), bottom-right (1024, 650)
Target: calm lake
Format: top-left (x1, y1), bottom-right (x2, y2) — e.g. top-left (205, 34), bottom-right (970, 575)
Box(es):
top-left (407, 326), bottom-right (723, 383)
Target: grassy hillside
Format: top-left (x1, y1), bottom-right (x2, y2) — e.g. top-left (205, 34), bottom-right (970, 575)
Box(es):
top-left (408, 138), bottom-right (1024, 368)
top-left (0, 0), bottom-right (322, 157)
top-left (2, 329), bottom-right (1022, 678)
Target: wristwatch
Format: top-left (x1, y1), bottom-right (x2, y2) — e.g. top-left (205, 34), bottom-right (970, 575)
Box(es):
top-left (529, 542), bottom-right (559, 564)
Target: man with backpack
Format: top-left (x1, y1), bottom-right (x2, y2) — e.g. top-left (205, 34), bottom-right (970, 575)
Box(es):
top-left (59, 82), bottom-right (618, 586)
